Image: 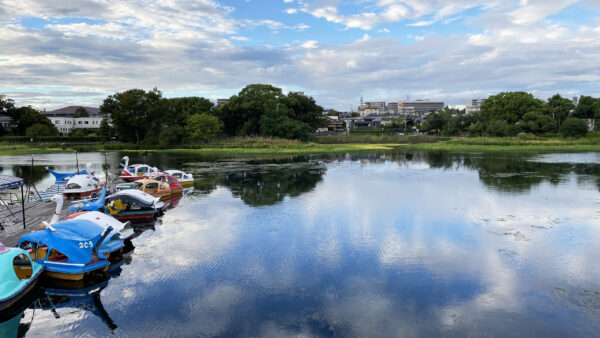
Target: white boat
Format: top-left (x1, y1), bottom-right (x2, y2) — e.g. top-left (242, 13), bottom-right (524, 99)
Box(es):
top-left (164, 169), bottom-right (194, 188)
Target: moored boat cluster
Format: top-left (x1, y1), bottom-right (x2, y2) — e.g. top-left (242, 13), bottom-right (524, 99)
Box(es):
top-left (0, 156), bottom-right (194, 313)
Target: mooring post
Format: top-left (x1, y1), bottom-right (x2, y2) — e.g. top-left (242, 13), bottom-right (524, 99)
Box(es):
top-left (75, 150), bottom-right (80, 173)
top-left (21, 184), bottom-right (25, 229)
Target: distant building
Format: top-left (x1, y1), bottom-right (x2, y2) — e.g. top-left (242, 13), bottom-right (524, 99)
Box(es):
top-left (572, 97), bottom-right (578, 106)
top-left (387, 102), bottom-right (399, 114)
top-left (216, 99), bottom-right (230, 106)
top-left (0, 115), bottom-right (11, 132)
top-left (400, 100), bottom-right (444, 113)
top-left (365, 102), bottom-right (386, 114)
top-left (466, 99), bottom-right (486, 114)
top-left (42, 106), bottom-right (109, 134)
top-left (346, 116), bottom-right (382, 130)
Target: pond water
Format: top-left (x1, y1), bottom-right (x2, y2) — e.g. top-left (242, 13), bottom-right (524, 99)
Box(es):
top-left (1, 151), bottom-right (600, 337)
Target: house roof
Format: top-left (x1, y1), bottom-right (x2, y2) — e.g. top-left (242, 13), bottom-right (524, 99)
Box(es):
top-left (43, 106), bottom-right (102, 117)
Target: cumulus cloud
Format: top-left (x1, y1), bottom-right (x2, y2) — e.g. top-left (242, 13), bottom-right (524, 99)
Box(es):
top-left (0, 0), bottom-right (599, 110)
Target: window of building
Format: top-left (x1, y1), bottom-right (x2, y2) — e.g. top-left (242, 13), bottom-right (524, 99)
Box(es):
top-left (78, 121), bottom-right (82, 124)
top-left (84, 121), bottom-right (89, 124)
top-left (55, 120), bottom-right (60, 124)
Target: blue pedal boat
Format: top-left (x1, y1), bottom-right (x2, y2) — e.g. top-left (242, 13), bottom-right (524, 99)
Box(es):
top-left (0, 242), bottom-right (44, 312)
top-left (68, 188), bottom-right (107, 213)
top-left (17, 220), bottom-right (113, 281)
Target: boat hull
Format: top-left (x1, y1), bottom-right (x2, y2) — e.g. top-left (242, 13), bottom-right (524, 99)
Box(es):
top-left (44, 266), bottom-right (108, 281)
top-left (179, 181), bottom-right (194, 188)
top-left (0, 267), bottom-right (43, 312)
top-left (112, 211), bottom-right (157, 224)
top-left (120, 175), bottom-right (146, 182)
top-left (64, 187), bottom-right (102, 200)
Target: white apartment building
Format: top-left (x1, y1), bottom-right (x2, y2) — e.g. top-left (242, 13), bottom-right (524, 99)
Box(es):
top-left (42, 106), bottom-right (110, 134)
top-left (466, 99), bottom-right (486, 114)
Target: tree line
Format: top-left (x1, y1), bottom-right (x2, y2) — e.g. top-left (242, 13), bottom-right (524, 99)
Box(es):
top-left (100, 84), bottom-right (324, 145)
top-left (422, 92), bottom-right (600, 137)
top-left (0, 95), bottom-right (59, 137)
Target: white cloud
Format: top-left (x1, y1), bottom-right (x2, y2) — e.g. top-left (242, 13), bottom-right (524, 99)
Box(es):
top-left (0, 0), bottom-right (600, 110)
top-left (300, 40), bottom-right (318, 48)
top-left (285, 8), bottom-right (297, 14)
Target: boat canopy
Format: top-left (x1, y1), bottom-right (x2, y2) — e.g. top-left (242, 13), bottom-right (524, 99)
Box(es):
top-left (18, 220), bottom-right (110, 264)
top-left (0, 175), bottom-right (24, 191)
top-left (107, 189), bottom-right (160, 207)
top-left (68, 188), bottom-right (106, 212)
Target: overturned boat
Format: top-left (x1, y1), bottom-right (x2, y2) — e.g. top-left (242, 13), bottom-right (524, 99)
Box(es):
top-left (46, 167), bottom-right (91, 185)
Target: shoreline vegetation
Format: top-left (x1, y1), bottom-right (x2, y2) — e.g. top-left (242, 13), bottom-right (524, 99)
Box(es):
top-left (2, 135), bottom-right (600, 156)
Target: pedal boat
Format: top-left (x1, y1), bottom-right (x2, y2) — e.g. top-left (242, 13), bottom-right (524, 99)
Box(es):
top-left (134, 178), bottom-right (171, 201)
top-left (18, 220), bottom-right (113, 281)
top-left (105, 189), bottom-right (165, 223)
top-left (49, 194), bottom-right (133, 259)
top-left (119, 156), bottom-right (160, 182)
top-left (148, 173), bottom-right (183, 196)
top-left (0, 242), bottom-right (44, 312)
top-left (164, 170), bottom-right (194, 188)
top-left (63, 174), bottom-right (103, 200)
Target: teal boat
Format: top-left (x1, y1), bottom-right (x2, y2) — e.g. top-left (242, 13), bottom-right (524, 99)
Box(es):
top-left (0, 242), bottom-right (44, 312)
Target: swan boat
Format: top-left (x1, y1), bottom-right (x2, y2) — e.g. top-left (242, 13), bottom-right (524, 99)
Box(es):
top-left (49, 194), bottom-right (134, 259)
top-left (119, 156), bottom-right (160, 182)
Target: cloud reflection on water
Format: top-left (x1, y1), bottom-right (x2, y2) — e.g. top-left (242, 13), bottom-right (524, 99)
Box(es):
top-left (13, 152), bottom-right (600, 336)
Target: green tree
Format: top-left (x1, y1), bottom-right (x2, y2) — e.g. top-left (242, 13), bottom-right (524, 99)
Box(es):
top-left (98, 119), bottom-right (112, 140)
top-left (480, 92), bottom-right (544, 132)
top-left (521, 112), bottom-right (556, 135)
top-left (186, 113), bottom-right (223, 143)
top-left (0, 94), bottom-right (15, 114)
top-left (218, 84), bottom-right (284, 136)
top-left (165, 97), bottom-right (214, 127)
top-left (546, 94), bottom-right (574, 131)
top-left (574, 96), bottom-right (598, 119)
top-left (100, 88), bottom-right (166, 144)
top-left (259, 99), bottom-right (312, 140)
top-left (25, 123), bottom-right (59, 137)
top-left (7, 106), bottom-right (57, 136)
top-left (74, 106), bottom-right (89, 117)
top-left (281, 92), bottom-right (324, 130)
top-left (560, 118), bottom-right (588, 137)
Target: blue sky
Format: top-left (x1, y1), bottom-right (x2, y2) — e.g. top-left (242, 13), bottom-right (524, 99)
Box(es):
top-left (1, 0), bottom-right (600, 110)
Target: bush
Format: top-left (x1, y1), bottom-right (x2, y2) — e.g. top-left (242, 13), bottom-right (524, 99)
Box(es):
top-left (25, 124), bottom-right (59, 137)
top-left (560, 118), bottom-right (588, 137)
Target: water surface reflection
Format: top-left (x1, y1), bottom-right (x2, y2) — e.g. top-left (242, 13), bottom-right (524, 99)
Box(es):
top-left (1, 151), bottom-right (599, 337)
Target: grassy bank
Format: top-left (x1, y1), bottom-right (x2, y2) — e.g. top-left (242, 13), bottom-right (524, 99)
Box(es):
top-left (3, 135), bottom-right (600, 156)
top-left (405, 136), bottom-right (600, 152)
top-left (0, 138), bottom-right (405, 156)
